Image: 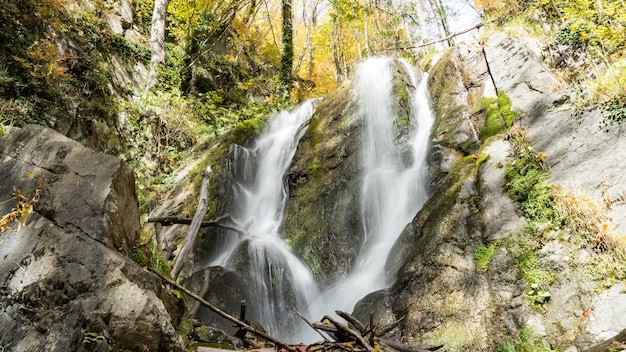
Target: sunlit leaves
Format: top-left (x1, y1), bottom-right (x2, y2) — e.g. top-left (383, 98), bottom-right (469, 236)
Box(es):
top-left (0, 177), bottom-right (45, 234)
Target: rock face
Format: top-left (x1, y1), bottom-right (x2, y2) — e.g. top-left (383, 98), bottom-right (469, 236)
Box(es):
top-left (0, 124), bottom-right (140, 251)
top-left (0, 125), bottom-right (184, 351)
top-left (391, 33), bottom-right (626, 350)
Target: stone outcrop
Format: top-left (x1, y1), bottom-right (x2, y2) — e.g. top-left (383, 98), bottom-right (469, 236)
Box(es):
top-left (391, 33), bottom-right (626, 351)
top-left (0, 125), bottom-right (184, 351)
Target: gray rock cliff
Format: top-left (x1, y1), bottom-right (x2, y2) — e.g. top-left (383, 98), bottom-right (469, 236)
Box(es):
top-left (391, 33), bottom-right (626, 350)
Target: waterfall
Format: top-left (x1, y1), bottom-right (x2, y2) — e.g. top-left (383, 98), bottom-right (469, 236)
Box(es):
top-left (205, 58), bottom-right (433, 342)
top-left (306, 58), bottom-right (433, 326)
top-left (209, 101), bottom-right (321, 341)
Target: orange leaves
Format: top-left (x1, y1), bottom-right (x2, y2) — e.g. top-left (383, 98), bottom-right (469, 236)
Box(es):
top-left (13, 39), bottom-right (75, 88)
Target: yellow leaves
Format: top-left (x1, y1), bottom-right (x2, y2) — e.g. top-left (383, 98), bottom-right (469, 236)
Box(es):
top-left (0, 175), bottom-right (45, 234)
top-left (535, 151), bottom-right (548, 163)
top-left (475, 0), bottom-right (504, 11)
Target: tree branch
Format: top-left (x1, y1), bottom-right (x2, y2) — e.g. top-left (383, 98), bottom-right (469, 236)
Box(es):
top-left (147, 214), bottom-right (247, 236)
top-left (148, 267), bottom-right (293, 349)
top-left (376, 21), bottom-right (486, 51)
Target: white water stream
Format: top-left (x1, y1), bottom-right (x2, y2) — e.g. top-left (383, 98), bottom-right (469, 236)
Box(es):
top-left (309, 59), bottom-right (434, 319)
top-left (209, 102), bottom-right (320, 340)
top-left (207, 58), bottom-right (433, 342)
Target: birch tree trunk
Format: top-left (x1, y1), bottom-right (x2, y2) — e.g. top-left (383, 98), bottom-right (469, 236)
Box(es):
top-left (146, 0), bottom-right (168, 91)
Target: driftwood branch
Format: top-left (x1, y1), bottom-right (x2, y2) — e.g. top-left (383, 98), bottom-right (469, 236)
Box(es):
top-left (311, 312), bottom-right (442, 352)
top-left (148, 267), bottom-right (293, 349)
top-left (482, 46), bottom-right (499, 97)
top-left (379, 339), bottom-right (443, 352)
top-left (149, 214), bottom-right (228, 226)
top-left (378, 316), bottom-right (405, 336)
top-left (583, 329), bottom-right (626, 352)
top-left (336, 311), bottom-right (367, 334)
top-left (296, 310), bottom-right (331, 342)
top-left (323, 315), bottom-right (377, 352)
top-left (376, 21), bottom-right (485, 51)
top-left (172, 166), bottom-right (212, 280)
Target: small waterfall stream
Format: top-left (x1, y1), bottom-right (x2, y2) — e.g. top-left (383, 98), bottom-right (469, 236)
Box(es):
top-left (209, 102), bottom-right (320, 340)
top-left (311, 59), bottom-right (433, 318)
top-left (205, 58), bottom-right (433, 342)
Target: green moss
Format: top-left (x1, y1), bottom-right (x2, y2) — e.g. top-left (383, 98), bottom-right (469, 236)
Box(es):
top-left (229, 116), bottom-right (266, 147)
top-left (392, 72), bottom-right (412, 128)
top-left (308, 115), bottom-right (323, 147)
top-left (479, 91), bottom-right (519, 141)
top-left (496, 326), bottom-right (557, 352)
top-left (130, 228), bottom-right (172, 277)
top-left (476, 153), bottom-right (491, 167)
top-left (305, 156), bottom-right (321, 176)
top-left (283, 186), bottom-right (324, 277)
top-left (107, 279), bottom-right (124, 288)
top-left (176, 317), bottom-right (194, 336)
top-left (475, 242), bottom-right (497, 270)
top-left (400, 156), bottom-right (476, 270)
top-left (504, 138), bottom-right (561, 229)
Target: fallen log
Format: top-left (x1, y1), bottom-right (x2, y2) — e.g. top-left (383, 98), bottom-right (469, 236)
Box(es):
top-left (376, 21), bottom-right (488, 51)
top-left (379, 339), bottom-right (443, 352)
top-left (336, 311), bottom-right (366, 334)
top-left (378, 316), bottom-right (405, 336)
top-left (171, 166), bottom-right (212, 279)
top-left (322, 315), bottom-right (377, 352)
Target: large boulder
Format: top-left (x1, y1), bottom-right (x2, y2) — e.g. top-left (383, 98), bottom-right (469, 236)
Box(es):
top-left (0, 125), bottom-right (184, 351)
top-left (0, 124), bottom-right (140, 251)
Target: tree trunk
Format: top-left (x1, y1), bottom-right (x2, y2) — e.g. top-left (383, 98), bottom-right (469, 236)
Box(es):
top-left (435, 0), bottom-right (454, 46)
top-left (416, 0), bottom-right (429, 43)
top-left (363, 16), bottom-right (371, 55)
top-left (294, 9), bottom-right (310, 74)
top-left (427, 0), bottom-right (452, 47)
top-left (550, 0), bottom-right (562, 18)
top-left (171, 166), bottom-right (212, 280)
top-left (146, 0), bottom-right (168, 91)
top-left (351, 3), bottom-right (363, 60)
top-left (332, 18), bottom-right (343, 84)
top-left (278, 0), bottom-right (294, 99)
top-left (306, 0), bottom-right (321, 77)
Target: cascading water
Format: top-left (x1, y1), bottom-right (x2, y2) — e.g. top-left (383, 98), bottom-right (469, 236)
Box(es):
top-left (205, 58), bottom-right (433, 342)
top-left (208, 102), bottom-right (321, 341)
top-left (305, 58), bottom-right (434, 323)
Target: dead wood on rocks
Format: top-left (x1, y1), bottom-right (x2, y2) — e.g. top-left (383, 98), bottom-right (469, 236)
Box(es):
top-left (150, 267), bottom-right (442, 352)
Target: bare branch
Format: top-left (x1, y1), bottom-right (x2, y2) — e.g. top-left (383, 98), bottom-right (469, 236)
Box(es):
top-left (148, 267), bottom-right (294, 349)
